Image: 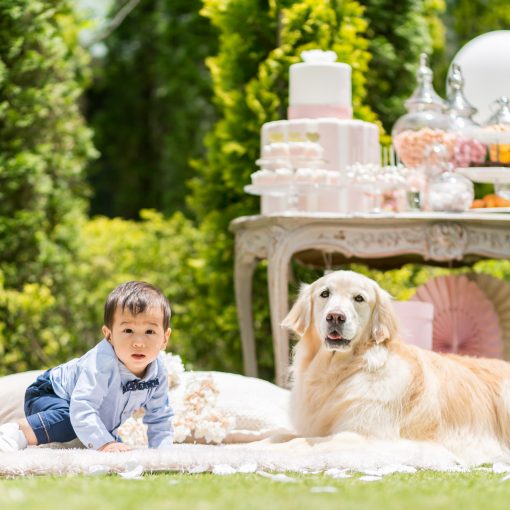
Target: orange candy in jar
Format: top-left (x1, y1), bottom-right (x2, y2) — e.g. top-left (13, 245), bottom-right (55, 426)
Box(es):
top-left (392, 54), bottom-right (454, 168)
top-left (483, 97), bottom-right (510, 165)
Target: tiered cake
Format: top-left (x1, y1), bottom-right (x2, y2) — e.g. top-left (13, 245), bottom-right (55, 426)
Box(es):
top-left (256, 50), bottom-right (380, 213)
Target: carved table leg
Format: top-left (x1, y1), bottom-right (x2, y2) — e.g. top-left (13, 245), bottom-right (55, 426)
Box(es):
top-left (267, 249), bottom-right (292, 388)
top-left (234, 249), bottom-right (259, 377)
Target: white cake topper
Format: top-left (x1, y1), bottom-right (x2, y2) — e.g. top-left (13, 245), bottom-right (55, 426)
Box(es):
top-left (301, 49), bottom-right (338, 63)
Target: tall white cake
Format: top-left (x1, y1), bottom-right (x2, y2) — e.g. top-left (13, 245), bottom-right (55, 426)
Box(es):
top-left (288, 49), bottom-right (352, 120)
top-left (260, 50), bottom-right (380, 199)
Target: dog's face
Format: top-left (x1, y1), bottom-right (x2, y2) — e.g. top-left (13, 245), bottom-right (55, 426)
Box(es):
top-left (283, 270), bottom-right (397, 353)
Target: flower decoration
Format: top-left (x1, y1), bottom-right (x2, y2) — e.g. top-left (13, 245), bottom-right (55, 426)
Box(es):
top-left (118, 354), bottom-right (235, 446)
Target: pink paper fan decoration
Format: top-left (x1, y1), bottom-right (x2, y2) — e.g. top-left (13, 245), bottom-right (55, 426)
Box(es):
top-left (467, 273), bottom-right (510, 361)
top-left (411, 275), bottom-right (503, 358)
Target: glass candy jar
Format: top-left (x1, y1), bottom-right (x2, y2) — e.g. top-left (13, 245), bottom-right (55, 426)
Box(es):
top-left (446, 64), bottom-right (486, 168)
top-left (484, 97), bottom-right (510, 199)
top-left (428, 171), bottom-right (474, 212)
top-left (483, 96), bottom-right (510, 166)
top-left (392, 54), bottom-right (455, 168)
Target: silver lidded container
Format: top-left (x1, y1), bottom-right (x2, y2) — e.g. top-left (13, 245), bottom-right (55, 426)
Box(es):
top-left (392, 54), bottom-right (454, 168)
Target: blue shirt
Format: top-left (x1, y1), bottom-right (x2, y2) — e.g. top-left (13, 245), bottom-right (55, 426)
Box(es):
top-left (50, 339), bottom-right (173, 449)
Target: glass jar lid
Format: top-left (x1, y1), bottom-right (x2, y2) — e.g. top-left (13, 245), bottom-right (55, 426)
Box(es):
top-left (405, 53), bottom-right (446, 111)
top-left (485, 96), bottom-right (510, 126)
top-left (446, 63), bottom-right (478, 127)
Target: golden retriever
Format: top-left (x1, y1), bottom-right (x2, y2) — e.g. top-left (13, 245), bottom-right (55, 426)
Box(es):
top-left (282, 270), bottom-right (510, 453)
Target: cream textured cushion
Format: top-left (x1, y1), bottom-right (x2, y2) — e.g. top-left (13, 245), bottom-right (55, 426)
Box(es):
top-left (0, 370), bottom-right (44, 423)
top-left (172, 371), bottom-right (293, 443)
top-left (0, 370), bottom-right (293, 444)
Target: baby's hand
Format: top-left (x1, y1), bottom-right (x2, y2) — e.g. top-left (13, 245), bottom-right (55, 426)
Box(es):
top-left (98, 441), bottom-right (132, 453)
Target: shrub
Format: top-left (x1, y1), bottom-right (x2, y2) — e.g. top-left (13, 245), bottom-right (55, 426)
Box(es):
top-left (68, 211), bottom-right (202, 366)
top-left (187, 0), bottom-right (380, 379)
top-left (86, 0), bottom-right (217, 218)
top-left (360, 0), bottom-right (445, 132)
top-left (0, 0), bottom-right (96, 374)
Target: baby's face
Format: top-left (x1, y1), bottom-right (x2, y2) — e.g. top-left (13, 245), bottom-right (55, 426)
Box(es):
top-left (102, 306), bottom-right (171, 377)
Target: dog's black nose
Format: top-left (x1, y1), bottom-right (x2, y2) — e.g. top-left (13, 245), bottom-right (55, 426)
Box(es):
top-left (326, 312), bottom-right (346, 323)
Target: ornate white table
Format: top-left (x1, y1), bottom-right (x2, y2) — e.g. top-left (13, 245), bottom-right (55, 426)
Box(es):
top-left (229, 212), bottom-right (510, 386)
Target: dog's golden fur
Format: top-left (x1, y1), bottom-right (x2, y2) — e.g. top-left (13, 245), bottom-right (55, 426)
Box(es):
top-left (282, 270), bottom-right (510, 452)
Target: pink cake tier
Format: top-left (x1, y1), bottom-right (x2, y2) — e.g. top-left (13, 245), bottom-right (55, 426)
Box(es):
top-left (261, 118), bottom-right (380, 177)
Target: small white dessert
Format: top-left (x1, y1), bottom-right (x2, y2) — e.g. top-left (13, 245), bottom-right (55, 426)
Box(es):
top-left (303, 141), bottom-right (324, 159)
top-left (251, 169), bottom-right (276, 186)
top-left (313, 169), bottom-right (329, 185)
top-left (295, 167), bottom-right (315, 185)
top-left (288, 141), bottom-right (307, 158)
top-left (274, 167), bottom-right (294, 184)
top-left (261, 144), bottom-right (273, 160)
top-left (269, 142), bottom-right (290, 158)
top-left (325, 170), bottom-right (341, 185)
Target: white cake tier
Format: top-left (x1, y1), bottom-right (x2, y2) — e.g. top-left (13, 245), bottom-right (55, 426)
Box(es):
top-left (261, 118), bottom-right (380, 176)
top-left (289, 61), bottom-right (351, 110)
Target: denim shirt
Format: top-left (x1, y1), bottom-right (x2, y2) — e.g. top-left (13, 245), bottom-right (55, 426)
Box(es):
top-left (50, 339), bottom-right (173, 450)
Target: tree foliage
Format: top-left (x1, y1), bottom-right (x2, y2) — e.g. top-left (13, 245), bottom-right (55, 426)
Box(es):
top-left (86, 0), bottom-right (217, 218)
top-left (0, 210), bottom-right (203, 375)
top-left (434, 0), bottom-right (510, 95)
top-left (449, 0), bottom-right (510, 47)
top-left (360, 0), bottom-right (445, 133)
top-left (0, 0), bottom-right (96, 372)
top-left (187, 0), bottom-right (384, 378)
top-left (67, 211), bottom-right (202, 366)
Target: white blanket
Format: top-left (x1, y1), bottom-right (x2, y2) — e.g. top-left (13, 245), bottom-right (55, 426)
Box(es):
top-left (2, 369), bottom-right (510, 476)
top-left (2, 432), bottom-right (510, 477)
top-left (0, 437), bottom-right (466, 477)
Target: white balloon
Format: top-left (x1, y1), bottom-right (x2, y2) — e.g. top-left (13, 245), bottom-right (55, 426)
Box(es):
top-left (451, 30), bottom-right (510, 124)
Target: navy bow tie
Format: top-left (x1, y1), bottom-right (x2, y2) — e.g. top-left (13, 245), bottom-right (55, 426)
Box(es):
top-left (122, 378), bottom-right (159, 394)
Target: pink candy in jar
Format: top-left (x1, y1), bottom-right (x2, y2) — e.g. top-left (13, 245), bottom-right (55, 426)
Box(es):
top-left (451, 138), bottom-right (486, 168)
top-left (392, 54), bottom-right (455, 168)
top-left (393, 128), bottom-right (456, 168)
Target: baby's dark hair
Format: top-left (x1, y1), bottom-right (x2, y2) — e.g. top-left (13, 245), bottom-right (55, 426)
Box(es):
top-left (104, 281), bottom-right (171, 330)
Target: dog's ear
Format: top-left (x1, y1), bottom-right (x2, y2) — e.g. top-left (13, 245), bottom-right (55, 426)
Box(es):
top-left (281, 283), bottom-right (312, 336)
top-left (370, 284), bottom-right (398, 344)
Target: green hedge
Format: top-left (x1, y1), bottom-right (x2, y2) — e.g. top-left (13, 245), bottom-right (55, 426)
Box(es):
top-left (0, 0), bottom-right (96, 373)
top-left (0, 211), bottom-right (200, 374)
top-left (1, 209), bottom-right (509, 376)
top-left (86, 0), bottom-right (217, 218)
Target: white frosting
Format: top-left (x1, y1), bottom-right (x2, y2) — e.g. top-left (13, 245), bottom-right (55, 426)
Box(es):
top-left (269, 142), bottom-right (290, 158)
top-left (274, 168), bottom-right (293, 183)
top-left (289, 50), bottom-right (352, 107)
top-left (251, 169), bottom-right (275, 186)
top-left (261, 144), bottom-right (272, 159)
top-left (288, 142), bottom-right (307, 158)
top-left (295, 168), bottom-right (315, 184)
top-left (314, 169), bottom-right (329, 184)
top-left (326, 170), bottom-right (341, 185)
top-left (302, 141), bottom-right (324, 159)
top-left (301, 50), bottom-right (338, 63)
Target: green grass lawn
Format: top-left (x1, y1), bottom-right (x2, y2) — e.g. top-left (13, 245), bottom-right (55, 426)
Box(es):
top-left (1, 471), bottom-right (510, 510)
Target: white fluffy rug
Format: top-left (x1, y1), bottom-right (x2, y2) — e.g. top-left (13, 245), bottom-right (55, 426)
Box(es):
top-left (3, 369), bottom-right (510, 477)
top-left (2, 433), bottom-right (510, 477)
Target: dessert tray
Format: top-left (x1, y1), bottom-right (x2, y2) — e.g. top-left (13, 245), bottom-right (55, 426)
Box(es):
top-left (244, 183), bottom-right (338, 196)
top-left (457, 167), bottom-right (510, 183)
top-left (469, 207), bottom-right (510, 213)
top-left (255, 157), bottom-right (327, 168)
